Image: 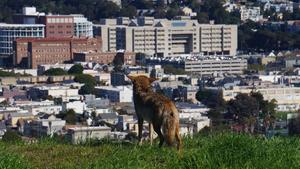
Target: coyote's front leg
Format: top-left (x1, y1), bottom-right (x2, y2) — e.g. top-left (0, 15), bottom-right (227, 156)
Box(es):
top-left (138, 117), bottom-right (144, 145)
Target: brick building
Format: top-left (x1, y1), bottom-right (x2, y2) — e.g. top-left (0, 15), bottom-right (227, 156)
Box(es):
top-left (40, 15), bottom-right (74, 38)
top-left (14, 37), bottom-right (102, 68)
top-left (73, 51), bottom-right (135, 65)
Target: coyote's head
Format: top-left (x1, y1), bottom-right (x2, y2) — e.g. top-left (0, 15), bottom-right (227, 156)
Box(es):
top-left (127, 75), bottom-right (157, 93)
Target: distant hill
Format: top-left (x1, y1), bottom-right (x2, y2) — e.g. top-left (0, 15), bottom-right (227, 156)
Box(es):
top-left (1, 132), bottom-right (300, 169)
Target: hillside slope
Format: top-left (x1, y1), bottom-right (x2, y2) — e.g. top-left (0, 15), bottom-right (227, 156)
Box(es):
top-left (1, 133), bottom-right (300, 169)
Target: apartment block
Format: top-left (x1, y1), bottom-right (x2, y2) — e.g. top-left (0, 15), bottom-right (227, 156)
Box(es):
top-left (240, 6), bottom-right (263, 22)
top-left (222, 85), bottom-right (300, 111)
top-left (95, 17), bottom-right (237, 57)
top-left (184, 58), bottom-right (247, 75)
top-left (73, 51), bottom-right (135, 65)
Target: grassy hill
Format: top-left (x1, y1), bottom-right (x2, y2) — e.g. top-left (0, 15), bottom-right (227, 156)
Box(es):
top-left (1, 132), bottom-right (300, 169)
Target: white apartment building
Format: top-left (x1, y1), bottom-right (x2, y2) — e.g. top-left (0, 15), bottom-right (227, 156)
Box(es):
top-left (95, 17), bottom-right (237, 57)
top-left (240, 6), bottom-right (263, 22)
top-left (28, 105), bottom-right (62, 115)
top-left (95, 86), bottom-right (133, 103)
top-left (62, 101), bottom-right (87, 114)
top-left (0, 23), bottom-right (45, 64)
top-left (29, 86), bottom-right (80, 101)
top-left (222, 85), bottom-right (300, 111)
top-left (66, 126), bottom-right (111, 144)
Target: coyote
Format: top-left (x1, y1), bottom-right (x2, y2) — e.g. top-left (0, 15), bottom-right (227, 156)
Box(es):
top-left (127, 75), bottom-right (182, 150)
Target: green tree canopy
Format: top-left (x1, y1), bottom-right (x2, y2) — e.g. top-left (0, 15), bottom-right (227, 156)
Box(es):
top-left (163, 65), bottom-right (186, 75)
top-left (43, 68), bottom-right (68, 76)
top-left (79, 83), bottom-right (95, 95)
top-left (68, 64), bottom-right (84, 75)
top-left (74, 74), bottom-right (96, 86)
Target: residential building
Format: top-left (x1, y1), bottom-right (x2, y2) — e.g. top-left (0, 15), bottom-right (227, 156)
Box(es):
top-left (176, 102), bottom-right (210, 120)
top-left (0, 87), bottom-right (27, 100)
top-left (66, 126), bottom-right (111, 144)
top-left (5, 112), bottom-right (34, 128)
top-left (95, 16), bottom-right (237, 56)
top-left (180, 118), bottom-right (210, 136)
top-left (0, 75), bottom-right (74, 85)
top-left (84, 94), bottom-right (110, 108)
top-left (240, 6), bottom-right (263, 22)
top-left (183, 57), bottom-right (247, 75)
top-left (177, 85), bottom-right (199, 102)
top-left (147, 55), bottom-right (247, 76)
top-left (27, 105), bottom-right (62, 115)
top-left (99, 112), bottom-right (118, 125)
top-left (95, 86), bottom-right (133, 103)
top-left (24, 115), bottom-right (66, 137)
top-left (264, 2), bottom-right (294, 13)
top-left (28, 85), bottom-right (79, 101)
top-left (62, 101), bottom-right (86, 114)
top-left (222, 85), bottom-right (300, 111)
top-left (117, 114), bottom-right (135, 131)
top-left (14, 37), bottom-right (102, 68)
top-left (37, 64), bottom-right (74, 75)
top-left (0, 23), bottom-right (44, 66)
top-left (73, 51), bottom-right (135, 65)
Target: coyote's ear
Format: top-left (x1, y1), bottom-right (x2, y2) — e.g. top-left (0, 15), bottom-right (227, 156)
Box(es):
top-left (127, 75), bottom-right (135, 81)
top-left (149, 77), bottom-right (158, 83)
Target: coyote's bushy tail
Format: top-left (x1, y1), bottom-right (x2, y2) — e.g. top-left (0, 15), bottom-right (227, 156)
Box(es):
top-left (162, 102), bottom-right (179, 147)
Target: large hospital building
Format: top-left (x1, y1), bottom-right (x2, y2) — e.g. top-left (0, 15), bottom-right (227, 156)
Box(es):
top-left (95, 16), bottom-right (237, 57)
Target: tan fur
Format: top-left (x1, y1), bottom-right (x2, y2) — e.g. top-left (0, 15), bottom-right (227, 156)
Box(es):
top-left (128, 75), bottom-right (182, 150)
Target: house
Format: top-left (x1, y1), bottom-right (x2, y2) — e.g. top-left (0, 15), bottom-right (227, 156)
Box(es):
top-left (176, 102), bottom-right (210, 120)
top-left (28, 85), bottom-right (80, 101)
top-left (28, 105), bottom-right (62, 115)
top-left (65, 126), bottom-right (111, 144)
top-left (5, 112), bottom-right (35, 128)
top-left (84, 94), bottom-right (110, 108)
top-left (23, 115), bottom-right (66, 137)
top-left (180, 118), bottom-right (210, 136)
top-left (117, 114), bottom-right (135, 131)
top-left (95, 86), bottom-right (133, 103)
top-left (62, 101), bottom-right (86, 114)
top-left (99, 112), bottom-right (118, 125)
top-left (177, 85), bottom-right (199, 103)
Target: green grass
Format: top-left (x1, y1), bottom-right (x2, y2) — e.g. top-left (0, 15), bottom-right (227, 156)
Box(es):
top-left (1, 133), bottom-right (300, 169)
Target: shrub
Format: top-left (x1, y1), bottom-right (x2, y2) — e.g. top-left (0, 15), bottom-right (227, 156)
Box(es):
top-left (2, 130), bottom-right (22, 144)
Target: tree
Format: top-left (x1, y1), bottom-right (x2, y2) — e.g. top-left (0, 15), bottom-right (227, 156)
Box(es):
top-left (289, 114), bottom-right (300, 135)
top-left (68, 64), bottom-right (83, 75)
top-left (163, 65), bottom-right (186, 75)
top-left (74, 74), bottom-right (97, 86)
top-left (120, 5), bottom-right (137, 18)
top-left (196, 89), bottom-right (226, 125)
top-left (79, 83), bottom-right (95, 95)
top-left (227, 93), bottom-right (259, 133)
top-left (43, 68), bottom-right (68, 76)
top-left (64, 109), bottom-right (77, 125)
top-left (251, 92), bottom-right (277, 131)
